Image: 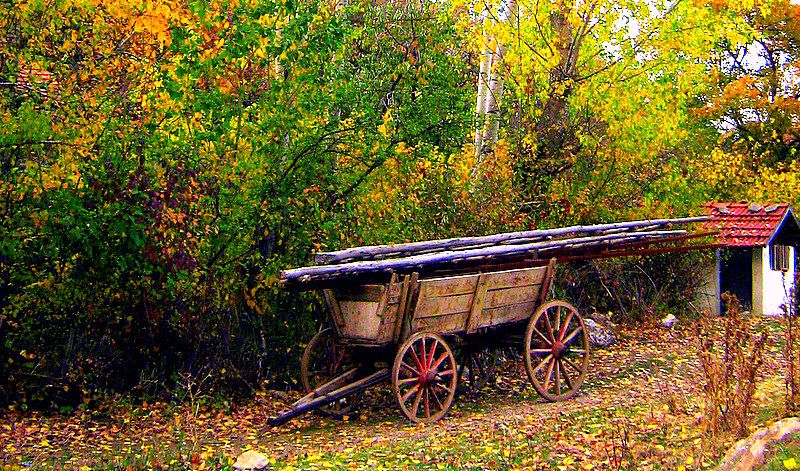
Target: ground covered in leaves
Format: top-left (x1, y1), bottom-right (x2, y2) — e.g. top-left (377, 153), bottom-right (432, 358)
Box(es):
top-left (1, 319), bottom-right (790, 470)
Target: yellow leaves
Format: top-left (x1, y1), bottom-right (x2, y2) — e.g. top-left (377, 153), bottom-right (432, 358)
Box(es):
top-left (377, 109), bottom-right (393, 138)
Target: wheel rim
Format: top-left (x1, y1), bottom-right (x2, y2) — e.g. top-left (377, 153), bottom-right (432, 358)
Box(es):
top-left (457, 348), bottom-right (498, 395)
top-left (392, 332), bottom-right (457, 423)
top-left (524, 301), bottom-right (590, 401)
top-left (301, 328), bottom-right (359, 417)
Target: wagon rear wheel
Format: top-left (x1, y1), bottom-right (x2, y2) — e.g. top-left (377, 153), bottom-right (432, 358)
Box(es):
top-left (392, 332), bottom-right (458, 423)
top-left (301, 328), bottom-right (360, 418)
top-left (456, 347), bottom-right (499, 395)
top-left (524, 300), bottom-right (590, 402)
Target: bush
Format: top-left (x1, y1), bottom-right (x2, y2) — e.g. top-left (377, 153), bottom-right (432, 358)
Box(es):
top-left (698, 293), bottom-right (767, 439)
top-left (555, 251), bottom-right (711, 324)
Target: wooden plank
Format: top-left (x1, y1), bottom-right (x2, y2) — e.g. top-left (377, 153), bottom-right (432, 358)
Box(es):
top-left (414, 293), bottom-right (474, 318)
top-left (387, 281), bottom-right (403, 304)
top-left (417, 274), bottom-right (480, 298)
top-left (483, 266), bottom-right (546, 291)
top-left (339, 300), bottom-right (381, 340)
top-left (401, 272), bottom-right (421, 340)
top-left (466, 273), bottom-right (488, 334)
top-left (268, 368), bottom-right (389, 426)
top-left (323, 289), bottom-right (345, 331)
top-left (334, 284), bottom-right (385, 302)
top-left (484, 284), bottom-right (542, 308)
top-left (476, 302), bottom-right (538, 329)
top-left (413, 311), bottom-right (470, 334)
top-left (372, 273), bottom-right (396, 344)
top-left (537, 258), bottom-right (557, 307)
top-left (393, 274), bottom-right (413, 343)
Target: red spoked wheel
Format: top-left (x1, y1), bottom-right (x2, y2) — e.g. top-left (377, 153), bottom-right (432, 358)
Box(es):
top-left (524, 300), bottom-right (590, 402)
top-left (392, 332), bottom-right (458, 423)
top-left (301, 328), bottom-right (360, 417)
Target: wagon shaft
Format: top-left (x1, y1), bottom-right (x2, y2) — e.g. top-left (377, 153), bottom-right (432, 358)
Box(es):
top-left (268, 369), bottom-right (389, 427)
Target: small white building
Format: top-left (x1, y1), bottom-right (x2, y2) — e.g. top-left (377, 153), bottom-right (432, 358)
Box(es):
top-left (696, 202), bottom-right (800, 316)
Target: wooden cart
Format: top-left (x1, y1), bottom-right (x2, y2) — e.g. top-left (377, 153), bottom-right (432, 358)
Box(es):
top-left (269, 258), bottom-right (591, 425)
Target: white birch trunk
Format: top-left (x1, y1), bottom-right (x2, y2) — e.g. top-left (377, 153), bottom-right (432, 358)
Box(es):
top-left (472, 0), bottom-right (517, 174)
top-left (480, 41), bottom-right (507, 153)
top-left (474, 43), bottom-right (493, 157)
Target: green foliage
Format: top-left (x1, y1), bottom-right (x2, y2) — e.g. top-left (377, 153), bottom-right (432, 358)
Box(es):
top-left (0, 0), bottom-right (474, 405)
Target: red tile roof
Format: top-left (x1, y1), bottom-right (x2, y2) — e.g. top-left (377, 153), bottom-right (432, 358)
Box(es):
top-left (704, 202), bottom-right (793, 247)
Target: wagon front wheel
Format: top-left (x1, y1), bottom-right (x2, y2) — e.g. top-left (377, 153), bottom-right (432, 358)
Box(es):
top-left (392, 332), bottom-right (458, 423)
top-left (524, 300), bottom-right (590, 402)
top-left (301, 327), bottom-right (360, 417)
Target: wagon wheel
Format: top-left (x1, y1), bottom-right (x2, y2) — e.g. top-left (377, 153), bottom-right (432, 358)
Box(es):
top-left (524, 300), bottom-right (590, 402)
top-left (456, 347), bottom-right (499, 395)
top-left (301, 328), bottom-right (360, 418)
top-left (392, 332), bottom-right (458, 423)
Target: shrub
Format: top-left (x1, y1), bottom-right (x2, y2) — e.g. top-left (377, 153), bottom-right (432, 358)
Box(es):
top-left (697, 293), bottom-right (767, 439)
top-left (555, 251), bottom-right (711, 324)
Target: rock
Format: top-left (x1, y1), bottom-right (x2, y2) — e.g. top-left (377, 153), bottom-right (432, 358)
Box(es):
top-left (583, 317), bottom-right (616, 348)
top-left (715, 417), bottom-right (800, 471)
top-left (661, 314), bottom-right (678, 328)
top-left (233, 450), bottom-right (270, 471)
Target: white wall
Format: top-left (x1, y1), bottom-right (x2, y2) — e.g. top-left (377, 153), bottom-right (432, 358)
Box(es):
top-left (758, 246), bottom-right (796, 316)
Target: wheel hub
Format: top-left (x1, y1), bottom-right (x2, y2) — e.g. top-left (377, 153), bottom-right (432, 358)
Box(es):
top-left (552, 341), bottom-right (566, 359)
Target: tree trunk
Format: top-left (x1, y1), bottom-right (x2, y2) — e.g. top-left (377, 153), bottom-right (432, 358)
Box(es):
top-left (473, 42), bottom-right (493, 157)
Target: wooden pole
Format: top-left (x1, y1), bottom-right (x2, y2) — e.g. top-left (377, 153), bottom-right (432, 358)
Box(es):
top-left (284, 230), bottom-right (688, 285)
top-left (314, 216), bottom-right (709, 265)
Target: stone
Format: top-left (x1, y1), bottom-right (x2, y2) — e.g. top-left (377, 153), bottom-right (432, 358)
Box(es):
top-left (661, 314), bottom-right (678, 328)
top-left (583, 317), bottom-right (616, 348)
top-left (233, 450), bottom-right (270, 471)
top-left (715, 417), bottom-right (800, 471)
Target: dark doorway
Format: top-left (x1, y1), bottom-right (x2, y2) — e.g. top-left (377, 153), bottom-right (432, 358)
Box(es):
top-left (719, 248), bottom-right (753, 313)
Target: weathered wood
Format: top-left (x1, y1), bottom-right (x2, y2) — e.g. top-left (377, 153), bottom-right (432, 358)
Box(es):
top-left (538, 259), bottom-right (557, 308)
top-left (413, 312), bottom-right (469, 333)
top-left (323, 289), bottom-right (345, 331)
top-left (466, 274), bottom-right (489, 334)
top-left (484, 285), bottom-right (541, 307)
top-left (483, 266), bottom-right (547, 291)
top-left (268, 368), bottom-right (389, 426)
top-left (417, 273), bottom-right (480, 298)
top-left (334, 284), bottom-right (385, 302)
top-left (481, 301), bottom-right (537, 327)
top-left (393, 274), bottom-right (413, 342)
top-left (314, 217), bottom-right (709, 265)
top-left (414, 293), bottom-right (474, 319)
top-left (283, 230), bottom-right (686, 286)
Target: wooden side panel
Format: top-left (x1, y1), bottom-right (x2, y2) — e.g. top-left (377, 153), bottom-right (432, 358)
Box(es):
top-left (483, 284), bottom-right (542, 307)
top-left (410, 273), bottom-right (480, 335)
top-left (483, 267), bottom-right (546, 291)
top-left (470, 266), bottom-right (549, 330)
top-left (483, 301), bottom-right (538, 326)
top-left (414, 294), bottom-right (474, 318)
top-left (413, 312), bottom-right (469, 333)
top-left (417, 274), bottom-right (480, 298)
top-left (333, 283), bottom-right (399, 344)
top-left (323, 289), bottom-right (345, 333)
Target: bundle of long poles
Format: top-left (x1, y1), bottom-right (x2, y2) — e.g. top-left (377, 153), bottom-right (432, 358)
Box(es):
top-left (281, 216), bottom-right (715, 289)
